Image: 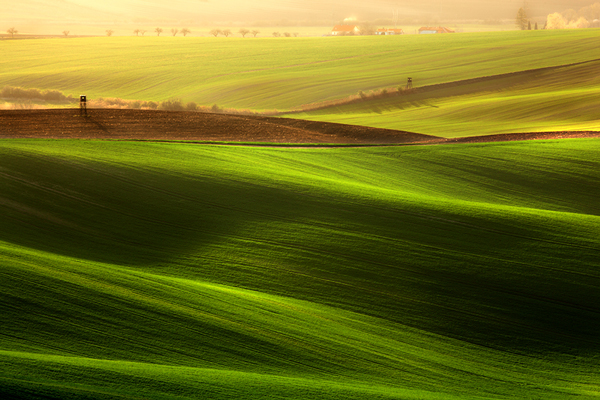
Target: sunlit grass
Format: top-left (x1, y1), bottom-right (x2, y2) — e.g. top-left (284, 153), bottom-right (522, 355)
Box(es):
top-left (1, 139), bottom-right (600, 399)
top-left (287, 59), bottom-right (600, 137)
top-left (1, 29), bottom-right (599, 111)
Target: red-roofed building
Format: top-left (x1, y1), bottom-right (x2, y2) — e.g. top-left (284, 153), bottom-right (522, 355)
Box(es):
top-left (375, 28), bottom-right (404, 35)
top-left (331, 25), bottom-right (360, 36)
top-left (418, 26), bottom-right (455, 34)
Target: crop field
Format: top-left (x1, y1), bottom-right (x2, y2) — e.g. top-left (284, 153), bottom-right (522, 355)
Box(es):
top-left (286, 58), bottom-right (600, 137)
top-left (1, 29), bottom-right (600, 136)
top-left (1, 138), bottom-right (600, 399)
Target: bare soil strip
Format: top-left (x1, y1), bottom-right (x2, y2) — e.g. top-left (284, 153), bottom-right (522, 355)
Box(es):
top-left (0, 109), bottom-right (598, 145)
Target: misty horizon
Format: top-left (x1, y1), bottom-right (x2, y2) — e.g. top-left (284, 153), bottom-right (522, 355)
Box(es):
top-left (4, 0), bottom-right (599, 34)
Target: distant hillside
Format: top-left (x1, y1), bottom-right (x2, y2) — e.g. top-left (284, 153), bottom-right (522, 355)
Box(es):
top-left (2, 30), bottom-right (598, 137)
top-left (285, 57), bottom-right (600, 137)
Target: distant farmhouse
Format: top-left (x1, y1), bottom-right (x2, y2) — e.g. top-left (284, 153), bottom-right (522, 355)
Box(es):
top-left (419, 26), bottom-right (455, 34)
top-left (331, 25), bottom-right (360, 36)
top-left (375, 28), bottom-right (404, 35)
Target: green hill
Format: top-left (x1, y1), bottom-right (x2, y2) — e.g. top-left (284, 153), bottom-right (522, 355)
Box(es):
top-left (2, 30), bottom-right (599, 136)
top-left (286, 58), bottom-right (600, 137)
top-left (1, 139), bottom-right (599, 399)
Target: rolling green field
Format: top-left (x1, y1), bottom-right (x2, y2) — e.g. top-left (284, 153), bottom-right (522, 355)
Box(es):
top-left (286, 58), bottom-right (600, 137)
top-left (1, 139), bottom-right (600, 399)
top-left (1, 29), bottom-right (600, 136)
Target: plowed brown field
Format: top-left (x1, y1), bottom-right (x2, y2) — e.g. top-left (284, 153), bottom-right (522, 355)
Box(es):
top-left (1, 109), bottom-right (598, 144)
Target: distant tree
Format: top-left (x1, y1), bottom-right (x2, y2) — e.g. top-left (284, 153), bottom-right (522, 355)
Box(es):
top-left (171, 28), bottom-right (179, 36)
top-left (272, 31), bottom-right (281, 37)
top-left (546, 12), bottom-right (566, 29)
top-left (133, 29), bottom-right (140, 36)
top-left (528, 20), bottom-right (532, 30)
top-left (251, 30), bottom-right (260, 37)
top-left (358, 22), bottom-right (376, 35)
top-left (185, 101), bottom-right (198, 111)
top-left (62, 30), bottom-right (70, 37)
top-left (209, 29), bottom-right (221, 37)
top-left (516, 7), bottom-right (528, 30)
top-left (562, 8), bottom-right (578, 22)
top-left (592, 3), bottom-right (600, 20)
top-left (181, 28), bottom-right (191, 36)
top-left (293, 32), bottom-right (299, 37)
top-left (239, 28), bottom-right (250, 37)
top-left (283, 32), bottom-right (291, 37)
top-left (158, 99), bottom-right (185, 111)
top-left (106, 29), bottom-right (114, 37)
top-left (534, 22), bottom-right (538, 30)
top-left (7, 27), bottom-right (18, 38)
top-left (155, 27), bottom-right (163, 36)
top-left (140, 30), bottom-right (147, 36)
top-left (222, 29), bottom-right (232, 37)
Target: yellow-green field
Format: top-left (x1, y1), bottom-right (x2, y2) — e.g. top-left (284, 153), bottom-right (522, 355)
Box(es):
top-left (1, 29), bottom-right (600, 136)
top-left (286, 58), bottom-right (600, 137)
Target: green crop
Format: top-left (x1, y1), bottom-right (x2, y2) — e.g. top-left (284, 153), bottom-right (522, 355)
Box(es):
top-left (288, 58), bottom-right (600, 137)
top-left (1, 29), bottom-right (598, 111)
top-left (1, 139), bottom-right (599, 399)
top-left (3, 29), bottom-right (599, 136)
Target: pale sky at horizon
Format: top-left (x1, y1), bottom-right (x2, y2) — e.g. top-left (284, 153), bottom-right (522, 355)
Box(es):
top-left (4, 0), bottom-right (597, 31)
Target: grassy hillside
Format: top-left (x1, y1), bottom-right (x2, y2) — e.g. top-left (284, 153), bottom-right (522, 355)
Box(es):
top-left (2, 29), bottom-right (599, 136)
top-left (1, 139), bottom-right (600, 399)
top-left (285, 58), bottom-right (600, 137)
top-left (1, 30), bottom-right (598, 111)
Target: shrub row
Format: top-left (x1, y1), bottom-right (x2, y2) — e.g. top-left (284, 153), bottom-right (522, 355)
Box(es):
top-left (91, 98), bottom-right (205, 112)
top-left (3, 84), bottom-right (412, 116)
top-left (292, 86), bottom-right (416, 114)
top-left (0, 86), bottom-right (76, 103)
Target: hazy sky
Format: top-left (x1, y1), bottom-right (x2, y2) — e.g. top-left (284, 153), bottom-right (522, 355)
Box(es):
top-left (4, 0), bottom-right (596, 30)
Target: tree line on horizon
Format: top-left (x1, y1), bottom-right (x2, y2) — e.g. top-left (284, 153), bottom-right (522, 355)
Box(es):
top-left (6, 2), bottom-right (599, 40)
top-left (516, 1), bottom-right (600, 30)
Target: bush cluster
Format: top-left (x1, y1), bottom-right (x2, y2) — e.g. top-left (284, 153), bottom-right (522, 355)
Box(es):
top-left (294, 85), bottom-right (415, 115)
top-left (0, 86), bottom-right (76, 103)
top-left (90, 98), bottom-right (156, 109)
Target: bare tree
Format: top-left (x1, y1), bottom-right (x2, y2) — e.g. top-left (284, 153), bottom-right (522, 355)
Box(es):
top-left (106, 29), bottom-right (114, 37)
top-left (133, 29), bottom-right (140, 36)
top-left (293, 32), bottom-right (299, 37)
top-left (222, 29), bottom-right (232, 37)
top-left (562, 8), bottom-right (578, 22)
top-left (171, 28), bottom-right (179, 36)
top-left (516, 7), bottom-right (528, 30)
top-left (209, 29), bottom-right (221, 37)
top-left (7, 27), bottom-right (18, 38)
top-left (272, 31), bottom-right (281, 37)
top-left (359, 22), bottom-right (376, 35)
top-left (239, 28), bottom-right (250, 37)
top-left (181, 28), bottom-right (191, 36)
top-left (155, 27), bottom-right (163, 36)
top-left (283, 32), bottom-right (291, 37)
top-left (140, 30), bottom-right (147, 36)
top-left (251, 30), bottom-right (260, 37)
top-left (62, 30), bottom-right (70, 37)
top-left (579, 3), bottom-right (600, 21)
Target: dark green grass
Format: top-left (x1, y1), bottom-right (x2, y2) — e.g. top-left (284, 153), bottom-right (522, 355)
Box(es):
top-left (1, 139), bottom-right (600, 399)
